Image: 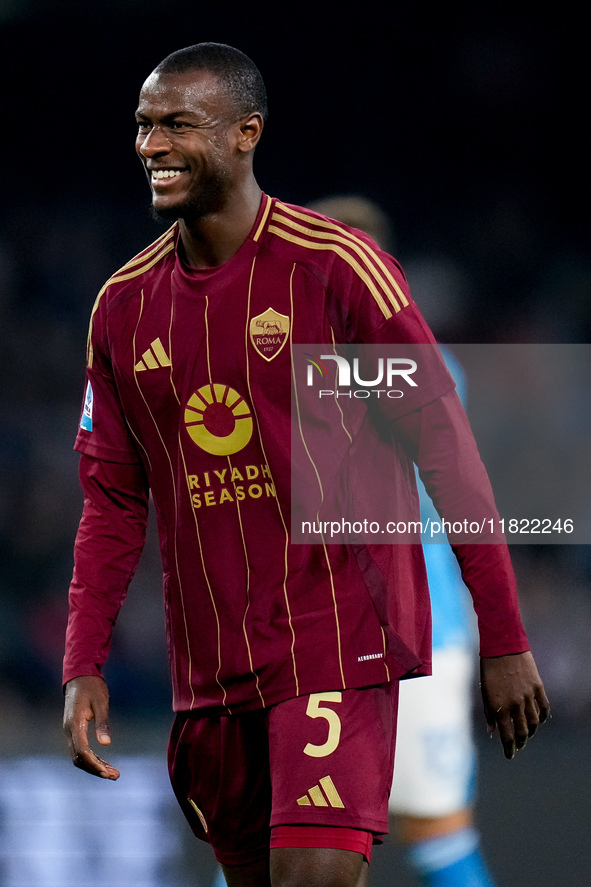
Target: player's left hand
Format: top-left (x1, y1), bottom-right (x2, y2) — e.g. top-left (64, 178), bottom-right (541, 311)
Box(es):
top-left (480, 651), bottom-right (550, 759)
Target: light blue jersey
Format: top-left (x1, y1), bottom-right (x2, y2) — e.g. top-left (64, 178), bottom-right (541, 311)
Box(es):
top-left (420, 347), bottom-right (476, 651)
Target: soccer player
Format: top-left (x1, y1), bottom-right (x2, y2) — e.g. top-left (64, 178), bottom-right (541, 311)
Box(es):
top-left (309, 195), bottom-right (496, 886)
top-left (62, 44), bottom-right (549, 887)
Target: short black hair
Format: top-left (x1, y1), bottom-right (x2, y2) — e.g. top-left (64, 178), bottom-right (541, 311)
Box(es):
top-left (155, 42), bottom-right (268, 121)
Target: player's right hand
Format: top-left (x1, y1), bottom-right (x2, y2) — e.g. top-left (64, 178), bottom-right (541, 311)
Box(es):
top-left (63, 675), bottom-right (120, 780)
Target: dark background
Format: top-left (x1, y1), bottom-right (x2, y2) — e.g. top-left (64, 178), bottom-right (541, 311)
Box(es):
top-left (0, 2), bottom-right (589, 885)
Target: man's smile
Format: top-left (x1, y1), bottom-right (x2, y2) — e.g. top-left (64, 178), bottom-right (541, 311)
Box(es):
top-left (149, 167), bottom-right (189, 184)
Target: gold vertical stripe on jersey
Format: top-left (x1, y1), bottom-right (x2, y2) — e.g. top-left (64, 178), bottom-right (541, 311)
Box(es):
top-left (224, 307), bottom-right (267, 707)
top-left (381, 627), bottom-right (390, 682)
top-left (275, 202), bottom-right (409, 309)
top-left (121, 289), bottom-right (153, 472)
top-left (319, 545), bottom-right (345, 688)
top-left (166, 294), bottom-right (180, 405)
top-left (126, 423), bottom-right (153, 472)
top-left (87, 237), bottom-right (175, 368)
top-left (229, 449), bottom-right (266, 708)
top-left (329, 327), bottom-right (353, 445)
top-left (290, 310), bottom-right (346, 690)
top-left (226, 267), bottom-right (265, 705)
top-left (252, 193), bottom-right (272, 242)
top-left (268, 225), bottom-right (392, 320)
top-left (133, 289), bottom-right (195, 710)
top-left (204, 296), bottom-right (214, 390)
top-left (114, 290), bottom-right (152, 471)
top-left (200, 295), bottom-right (230, 709)
top-left (178, 435), bottom-right (228, 710)
top-left (282, 265), bottom-right (300, 694)
top-left (271, 210), bottom-right (403, 313)
top-left (244, 256), bottom-right (300, 697)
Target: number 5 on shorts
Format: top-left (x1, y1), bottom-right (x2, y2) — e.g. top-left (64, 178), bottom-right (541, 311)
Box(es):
top-left (303, 692), bottom-right (342, 757)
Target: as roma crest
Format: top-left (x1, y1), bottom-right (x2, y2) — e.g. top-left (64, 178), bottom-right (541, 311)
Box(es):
top-left (249, 308), bottom-right (290, 362)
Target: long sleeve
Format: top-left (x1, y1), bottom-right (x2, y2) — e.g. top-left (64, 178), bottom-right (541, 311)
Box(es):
top-left (394, 388), bottom-right (529, 657)
top-left (62, 454), bottom-right (150, 686)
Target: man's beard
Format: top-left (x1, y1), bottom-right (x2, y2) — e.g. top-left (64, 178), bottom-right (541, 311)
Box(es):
top-left (150, 169), bottom-right (230, 224)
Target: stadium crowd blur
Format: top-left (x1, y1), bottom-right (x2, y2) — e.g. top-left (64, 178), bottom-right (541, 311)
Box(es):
top-left (0, 1), bottom-right (590, 755)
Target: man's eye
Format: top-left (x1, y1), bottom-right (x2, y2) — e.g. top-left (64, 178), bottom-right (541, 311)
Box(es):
top-left (137, 122), bottom-right (151, 132)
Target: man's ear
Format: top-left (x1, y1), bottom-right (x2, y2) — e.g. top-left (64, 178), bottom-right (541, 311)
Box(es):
top-left (237, 112), bottom-right (264, 153)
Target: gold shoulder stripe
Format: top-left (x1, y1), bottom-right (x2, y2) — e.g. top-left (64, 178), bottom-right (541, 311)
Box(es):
top-left (272, 209), bottom-right (402, 313)
top-left (268, 224), bottom-right (392, 320)
top-left (275, 203), bottom-right (409, 310)
top-left (87, 225), bottom-right (175, 333)
top-left (253, 194), bottom-right (272, 242)
top-left (107, 239), bottom-right (175, 287)
top-left (85, 288), bottom-right (106, 368)
top-left (115, 225), bottom-right (176, 275)
top-left (86, 237), bottom-right (175, 368)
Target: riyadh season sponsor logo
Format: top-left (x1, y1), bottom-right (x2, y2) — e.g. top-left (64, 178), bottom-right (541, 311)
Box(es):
top-left (303, 352), bottom-right (418, 399)
top-left (184, 384), bottom-right (253, 456)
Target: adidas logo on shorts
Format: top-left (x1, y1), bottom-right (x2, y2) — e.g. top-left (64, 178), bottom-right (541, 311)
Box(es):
top-left (297, 776), bottom-right (344, 808)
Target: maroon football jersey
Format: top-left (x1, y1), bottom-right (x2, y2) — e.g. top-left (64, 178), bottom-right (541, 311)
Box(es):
top-left (64, 194), bottom-right (527, 713)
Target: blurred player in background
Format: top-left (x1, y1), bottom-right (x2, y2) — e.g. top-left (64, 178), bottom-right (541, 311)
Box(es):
top-left (62, 45), bottom-right (548, 887)
top-left (310, 195), bottom-right (496, 887)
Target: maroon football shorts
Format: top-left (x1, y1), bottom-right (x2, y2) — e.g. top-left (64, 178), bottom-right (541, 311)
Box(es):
top-left (168, 682), bottom-right (399, 866)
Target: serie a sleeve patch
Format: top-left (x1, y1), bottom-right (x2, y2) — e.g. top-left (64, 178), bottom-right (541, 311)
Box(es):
top-left (80, 380), bottom-right (93, 432)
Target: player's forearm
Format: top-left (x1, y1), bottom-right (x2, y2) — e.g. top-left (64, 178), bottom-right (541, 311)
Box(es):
top-left (450, 543), bottom-right (528, 655)
top-left (395, 390), bottom-right (528, 654)
top-left (409, 391), bottom-right (504, 542)
top-left (63, 454), bottom-right (149, 685)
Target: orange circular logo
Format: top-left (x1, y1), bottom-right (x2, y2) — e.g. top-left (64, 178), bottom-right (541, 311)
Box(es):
top-left (184, 384), bottom-right (253, 456)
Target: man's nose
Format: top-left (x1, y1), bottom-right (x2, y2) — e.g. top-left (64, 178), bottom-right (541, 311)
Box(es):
top-left (138, 126), bottom-right (172, 157)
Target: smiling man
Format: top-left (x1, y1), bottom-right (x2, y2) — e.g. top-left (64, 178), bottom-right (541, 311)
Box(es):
top-left (62, 43), bottom-right (549, 887)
